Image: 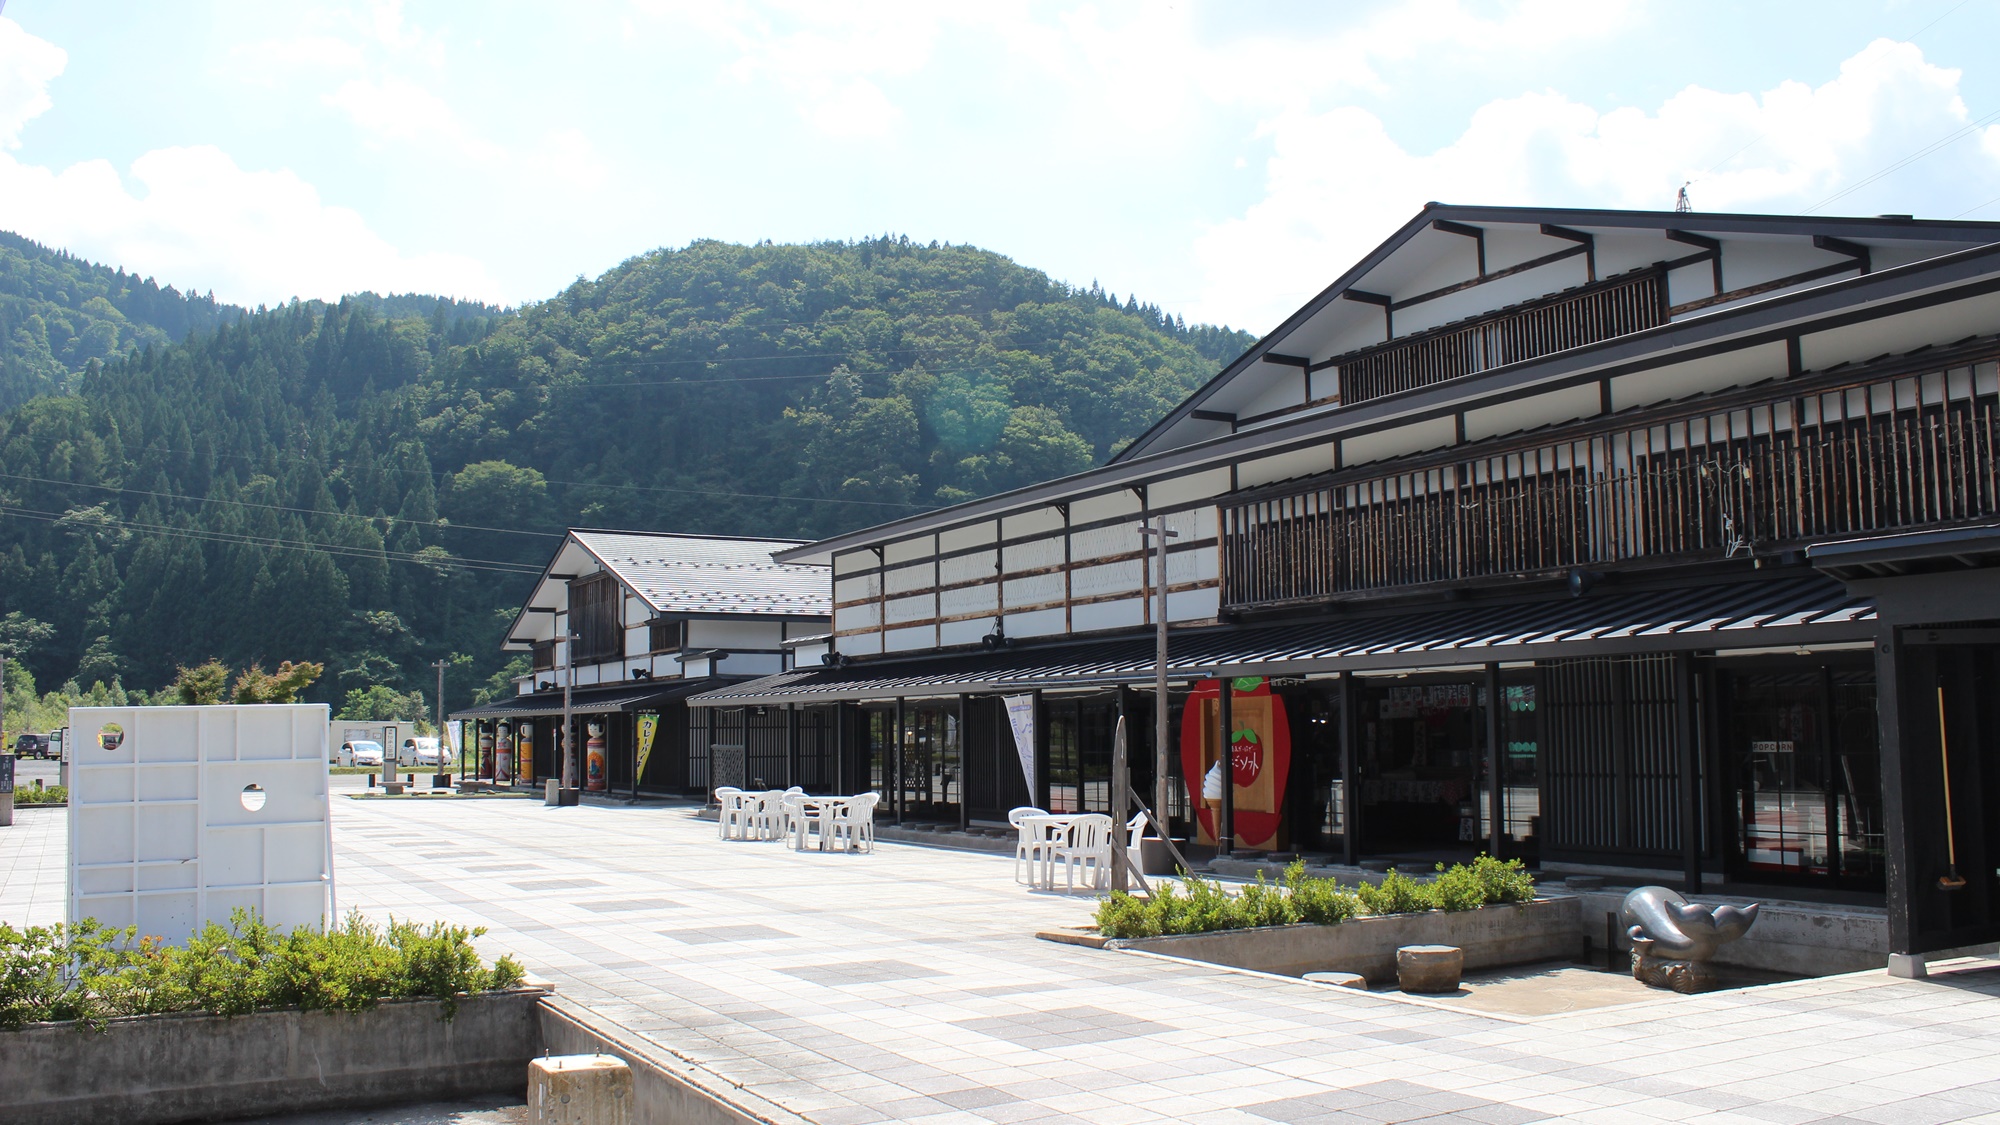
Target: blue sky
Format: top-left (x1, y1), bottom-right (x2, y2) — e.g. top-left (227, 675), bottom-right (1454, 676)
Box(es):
top-left (4, 1), bottom-right (1998, 333)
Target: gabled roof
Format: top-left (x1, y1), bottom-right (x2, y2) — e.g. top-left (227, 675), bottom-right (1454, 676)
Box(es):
top-left (1114, 203), bottom-right (2000, 463)
top-left (569, 530), bottom-right (829, 617)
top-left (504, 530), bottom-right (829, 649)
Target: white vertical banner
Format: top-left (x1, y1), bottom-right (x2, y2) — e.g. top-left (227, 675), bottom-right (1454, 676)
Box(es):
top-left (1004, 694), bottom-right (1037, 799)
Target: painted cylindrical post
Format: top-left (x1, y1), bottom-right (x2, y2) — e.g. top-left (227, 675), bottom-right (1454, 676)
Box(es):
top-left (516, 721), bottom-right (534, 785)
top-left (585, 720), bottom-right (607, 792)
top-left (478, 725), bottom-right (495, 779)
top-left (495, 721), bottom-right (514, 784)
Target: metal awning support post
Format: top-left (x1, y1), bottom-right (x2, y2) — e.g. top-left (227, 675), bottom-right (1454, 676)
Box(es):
top-left (1137, 516), bottom-right (1180, 843)
top-left (1485, 662), bottom-right (1503, 857)
top-left (1218, 676), bottom-right (1234, 854)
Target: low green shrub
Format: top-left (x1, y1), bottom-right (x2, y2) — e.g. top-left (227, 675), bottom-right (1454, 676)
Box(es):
top-left (13, 785), bottom-right (66, 806)
top-left (1092, 855), bottom-right (1535, 938)
top-left (0, 909), bottom-right (524, 1031)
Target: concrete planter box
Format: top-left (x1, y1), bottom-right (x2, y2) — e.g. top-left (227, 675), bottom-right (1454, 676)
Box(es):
top-left (1107, 897), bottom-right (1581, 983)
top-left (4, 988), bottom-right (545, 1125)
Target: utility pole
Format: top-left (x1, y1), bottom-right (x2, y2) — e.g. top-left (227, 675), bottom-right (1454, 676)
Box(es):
top-left (433, 658), bottom-right (449, 784)
top-left (1136, 517), bottom-right (1179, 842)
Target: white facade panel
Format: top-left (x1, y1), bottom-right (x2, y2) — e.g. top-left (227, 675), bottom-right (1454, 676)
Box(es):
top-left (1149, 468), bottom-right (1232, 509)
top-left (1073, 598), bottom-right (1145, 632)
top-left (1071, 558), bottom-right (1143, 598)
top-left (1071, 490), bottom-right (1141, 526)
top-left (885, 562), bottom-right (933, 595)
top-left (939, 522), bottom-right (997, 552)
top-left (884, 535), bottom-right (934, 565)
top-left (1464, 383), bottom-right (1602, 442)
top-left (834, 574), bottom-right (880, 604)
top-left (837, 601), bottom-right (882, 632)
top-left (885, 625), bottom-right (936, 653)
top-left (1003, 607), bottom-right (1066, 639)
top-left (68, 705), bottom-right (332, 945)
top-left (1237, 446), bottom-right (1335, 490)
top-left (1237, 370), bottom-right (1305, 421)
top-left (1071, 523), bottom-right (1139, 563)
top-left (833, 550), bottom-right (875, 577)
top-left (687, 618), bottom-right (785, 649)
top-left (1801, 291), bottom-right (2000, 375)
top-left (940, 582), bottom-right (999, 618)
top-left (1610, 341), bottom-right (1785, 412)
top-left (841, 631), bottom-right (884, 657)
top-left (1172, 586), bottom-right (1221, 622)
top-left (884, 593), bottom-right (934, 625)
top-left (1006, 536), bottom-right (1065, 572)
top-left (939, 618), bottom-right (988, 648)
top-left (1002, 507), bottom-right (1065, 538)
top-left (1342, 417), bottom-right (1457, 467)
top-left (940, 551), bottom-right (995, 585)
top-left (1003, 572), bottom-right (1063, 607)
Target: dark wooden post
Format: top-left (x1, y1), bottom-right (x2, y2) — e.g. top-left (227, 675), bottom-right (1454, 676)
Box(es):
top-left (957, 693), bottom-right (970, 831)
top-left (786, 703), bottom-right (800, 790)
top-left (1033, 689), bottom-right (1049, 811)
top-left (1340, 671), bottom-right (1357, 866)
top-left (1218, 675), bottom-right (1234, 855)
top-left (1676, 651), bottom-right (1702, 892)
top-left (893, 697), bottom-right (906, 825)
top-left (1877, 627), bottom-right (1917, 960)
top-left (1485, 662), bottom-right (1504, 858)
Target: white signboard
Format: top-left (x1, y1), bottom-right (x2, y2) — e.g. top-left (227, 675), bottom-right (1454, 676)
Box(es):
top-left (68, 705), bottom-right (334, 944)
top-left (1004, 694), bottom-right (1037, 798)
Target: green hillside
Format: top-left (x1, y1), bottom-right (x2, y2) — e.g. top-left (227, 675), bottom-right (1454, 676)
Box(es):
top-left (0, 234), bottom-right (1252, 723)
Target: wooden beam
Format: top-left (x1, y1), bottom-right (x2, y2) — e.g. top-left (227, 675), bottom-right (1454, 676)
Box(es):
top-left (1666, 229), bottom-right (1724, 294)
top-left (1386, 244), bottom-right (1588, 312)
top-left (1431, 218), bottom-right (1487, 276)
top-left (1190, 409), bottom-right (1238, 424)
top-left (1342, 290), bottom-right (1393, 340)
top-left (1814, 234), bottom-right (1872, 275)
top-left (1539, 224), bottom-right (1596, 282)
top-left (1261, 352), bottom-right (1312, 368)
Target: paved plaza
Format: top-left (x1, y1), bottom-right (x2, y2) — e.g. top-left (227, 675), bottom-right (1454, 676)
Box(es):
top-left (7, 797), bottom-right (2000, 1124)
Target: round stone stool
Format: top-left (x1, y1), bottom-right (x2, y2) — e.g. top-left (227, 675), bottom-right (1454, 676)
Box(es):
top-left (1303, 971), bottom-right (1368, 990)
top-left (1396, 945), bottom-right (1464, 993)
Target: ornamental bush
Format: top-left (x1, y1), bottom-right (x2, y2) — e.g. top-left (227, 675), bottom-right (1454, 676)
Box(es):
top-left (13, 785), bottom-right (66, 806)
top-left (1094, 855), bottom-right (1534, 939)
top-left (0, 909), bottom-right (524, 1031)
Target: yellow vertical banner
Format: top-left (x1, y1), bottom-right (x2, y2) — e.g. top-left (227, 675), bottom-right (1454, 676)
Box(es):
top-left (634, 713), bottom-right (660, 788)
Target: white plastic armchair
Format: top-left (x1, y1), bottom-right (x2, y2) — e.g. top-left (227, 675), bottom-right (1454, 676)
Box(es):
top-left (777, 786), bottom-right (807, 841)
top-left (1052, 813), bottom-right (1114, 892)
top-left (1009, 806), bottom-right (1052, 884)
top-left (832, 792), bottom-right (880, 853)
top-left (714, 786), bottom-right (746, 840)
top-left (750, 790), bottom-right (787, 841)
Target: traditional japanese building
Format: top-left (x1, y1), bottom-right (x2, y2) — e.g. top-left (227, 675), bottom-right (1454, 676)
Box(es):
top-left (692, 205), bottom-right (2000, 971)
top-left (455, 530), bottom-right (828, 795)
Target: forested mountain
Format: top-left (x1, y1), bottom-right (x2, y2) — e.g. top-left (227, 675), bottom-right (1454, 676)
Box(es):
top-left (0, 234), bottom-right (1253, 725)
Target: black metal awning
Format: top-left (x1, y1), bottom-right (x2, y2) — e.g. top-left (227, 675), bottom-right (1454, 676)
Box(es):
top-left (452, 678), bottom-right (717, 720)
top-left (689, 574), bottom-right (1875, 707)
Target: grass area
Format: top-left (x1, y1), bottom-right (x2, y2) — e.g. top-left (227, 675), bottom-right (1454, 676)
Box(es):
top-left (0, 909), bottom-right (525, 1030)
top-left (1095, 856), bottom-right (1537, 939)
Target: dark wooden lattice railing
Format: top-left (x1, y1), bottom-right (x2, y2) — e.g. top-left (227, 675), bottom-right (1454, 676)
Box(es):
top-left (1222, 357), bottom-right (2000, 607)
top-left (1333, 270), bottom-right (1669, 405)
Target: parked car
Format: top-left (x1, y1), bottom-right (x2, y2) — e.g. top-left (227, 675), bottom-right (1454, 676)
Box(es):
top-left (404, 737), bottom-right (441, 766)
top-left (12, 734), bottom-right (50, 759)
top-left (344, 740), bottom-right (385, 767)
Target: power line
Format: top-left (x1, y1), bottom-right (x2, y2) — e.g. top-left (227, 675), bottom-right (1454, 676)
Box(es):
top-left (1806, 103), bottom-right (2000, 214)
top-left (0, 502), bottom-right (543, 576)
top-left (0, 470), bottom-right (565, 539)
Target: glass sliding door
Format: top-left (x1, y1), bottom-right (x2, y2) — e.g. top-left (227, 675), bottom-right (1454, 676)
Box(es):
top-left (1718, 656), bottom-right (1882, 892)
top-left (900, 700), bottom-right (961, 822)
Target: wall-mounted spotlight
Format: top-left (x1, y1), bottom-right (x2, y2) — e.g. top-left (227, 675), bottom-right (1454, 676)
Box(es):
top-left (1567, 569), bottom-right (1602, 598)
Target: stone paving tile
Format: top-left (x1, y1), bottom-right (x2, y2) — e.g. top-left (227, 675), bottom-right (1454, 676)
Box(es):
top-left (11, 798), bottom-right (2000, 1124)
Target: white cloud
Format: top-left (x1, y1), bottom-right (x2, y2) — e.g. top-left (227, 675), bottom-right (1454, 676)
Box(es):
top-left (0, 16), bottom-right (66, 149)
top-left (325, 75), bottom-right (505, 160)
top-left (0, 143), bottom-right (504, 305)
top-left (1194, 38), bottom-right (2000, 332)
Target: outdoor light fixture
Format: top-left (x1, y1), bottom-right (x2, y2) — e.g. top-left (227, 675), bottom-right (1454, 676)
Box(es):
top-left (821, 651), bottom-right (854, 668)
top-left (631, 668), bottom-right (651, 680)
top-left (537, 680), bottom-right (556, 692)
top-left (1567, 569), bottom-right (1602, 598)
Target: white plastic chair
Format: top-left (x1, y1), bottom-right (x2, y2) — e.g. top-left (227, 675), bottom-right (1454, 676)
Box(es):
top-left (832, 792), bottom-right (880, 854)
top-left (715, 786), bottom-right (746, 840)
top-left (1051, 813), bottom-right (1114, 892)
top-left (1009, 806), bottom-right (1052, 884)
top-left (750, 790), bottom-right (787, 841)
top-left (777, 786), bottom-right (807, 840)
top-left (783, 792), bottom-right (830, 851)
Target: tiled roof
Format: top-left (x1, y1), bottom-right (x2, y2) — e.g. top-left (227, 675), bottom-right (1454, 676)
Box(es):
top-left (572, 531), bottom-right (829, 617)
top-left (690, 574), bottom-right (1874, 706)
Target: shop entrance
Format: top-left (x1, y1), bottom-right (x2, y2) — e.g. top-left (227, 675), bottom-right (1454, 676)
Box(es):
top-left (1354, 676), bottom-right (1485, 859)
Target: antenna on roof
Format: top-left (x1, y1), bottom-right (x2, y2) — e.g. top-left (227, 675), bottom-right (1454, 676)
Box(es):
top-left (1675, 182), bottom-right (1693, 213)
